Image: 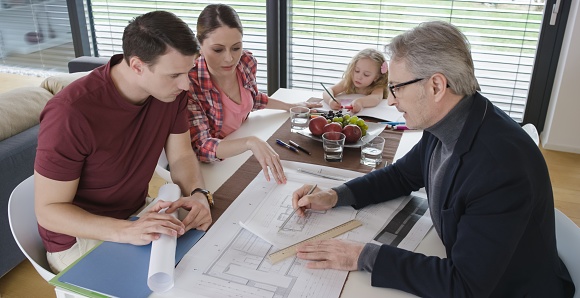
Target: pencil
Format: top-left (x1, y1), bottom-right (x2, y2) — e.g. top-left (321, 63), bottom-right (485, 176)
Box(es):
top-left (278, 184), bottom-right (317, 232)
top-left (320, 82), bottom-right (342, 107)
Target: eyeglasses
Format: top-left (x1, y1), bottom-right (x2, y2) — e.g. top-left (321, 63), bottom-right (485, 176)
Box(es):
top-left (388, 78), bottom-right (424, 99)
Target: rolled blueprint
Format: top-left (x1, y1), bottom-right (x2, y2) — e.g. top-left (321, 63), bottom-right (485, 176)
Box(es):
top-left (147, 183), bottom-right (181, 292)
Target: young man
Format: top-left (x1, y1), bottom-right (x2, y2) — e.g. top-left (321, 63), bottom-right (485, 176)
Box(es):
top-left (291, 21), bottom-right (575, 297)
top-left (34, 11), bottom-right (213, 273)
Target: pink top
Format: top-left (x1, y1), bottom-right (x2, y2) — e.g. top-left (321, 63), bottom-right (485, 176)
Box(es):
top-left (219, 71), bottom-right (253, 137)
top-left (187, 50), bottom-right (269, 162)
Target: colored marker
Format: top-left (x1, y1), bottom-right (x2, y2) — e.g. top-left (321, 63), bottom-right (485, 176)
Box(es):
top-left (392, 125), bottom-right (410, 130)
top-left (276, 139), bottom-right (299, 153)
top-left (380, 121), bottom-right (406, 125)
top-left (289, 140), bottom-right (311, 155)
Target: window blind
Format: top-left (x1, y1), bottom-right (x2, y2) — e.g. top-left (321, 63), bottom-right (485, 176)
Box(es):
top-left (289, 0), bottom-right (545, 122)
top-left (0, 0), bottom-right (74, 74)
top-left (88, 0), bottom-right (268, 88)
top-left (87, 0), bottom-right (544, 121)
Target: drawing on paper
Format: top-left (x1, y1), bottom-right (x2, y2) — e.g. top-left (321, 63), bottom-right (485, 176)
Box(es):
top-left (277, 196), bottom-right (326, 232)
top-left (240, 179), bottom-right (354, 248)
top-left (202, 228), bottom-right (345, 298)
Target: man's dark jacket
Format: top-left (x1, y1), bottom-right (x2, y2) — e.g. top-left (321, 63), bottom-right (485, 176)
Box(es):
top-left (345, 93), bottom-right (575, 297)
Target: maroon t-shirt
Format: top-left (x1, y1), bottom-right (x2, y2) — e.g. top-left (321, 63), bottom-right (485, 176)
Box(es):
top-left (35, 54), bottom-right (189, 252)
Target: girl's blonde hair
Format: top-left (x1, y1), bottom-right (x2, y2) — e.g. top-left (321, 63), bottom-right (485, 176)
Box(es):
top-left (343, 48), bottom-right (389, 98)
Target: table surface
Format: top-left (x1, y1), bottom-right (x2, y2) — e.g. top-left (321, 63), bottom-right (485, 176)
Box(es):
top-left (200, 88), bottom-right (446, 297)
top-left (210, 114), bottom-right (403, 223)
top-left (56, 88), bottom-right (446, 298)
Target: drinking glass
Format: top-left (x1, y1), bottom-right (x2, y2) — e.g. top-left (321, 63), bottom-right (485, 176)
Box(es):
top-left (322, 132), bottom-right (346, 162)
top-left (360, 136), bottom-right (385, 167)
top-left (290, 106), bottom-right (310, 133)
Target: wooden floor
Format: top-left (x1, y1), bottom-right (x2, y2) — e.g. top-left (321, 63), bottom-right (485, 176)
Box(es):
top-left (0, 73), bottom-right (579, 297)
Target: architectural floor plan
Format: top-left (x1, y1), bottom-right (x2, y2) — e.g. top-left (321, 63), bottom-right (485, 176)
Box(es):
top-left (153, 162), bottom-right (431, 298)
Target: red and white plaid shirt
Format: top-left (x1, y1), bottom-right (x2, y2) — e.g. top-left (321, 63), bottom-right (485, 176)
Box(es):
top-left (187, 50), bottom-right (269, 162)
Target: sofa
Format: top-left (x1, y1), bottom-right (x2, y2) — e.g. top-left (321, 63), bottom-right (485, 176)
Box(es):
top-left (0, 56), bottom-right (108, 277)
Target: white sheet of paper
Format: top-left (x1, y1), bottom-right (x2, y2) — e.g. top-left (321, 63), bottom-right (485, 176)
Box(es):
top-left (364, 192), bottom-right (431, 252)
top-left (394, 130), bottom-right (423, 162)
top-left (156, 161), bottom-right (357, 298)
top-left (239, 177), bottom-right (357, 249)
top-left (313, 94), bottom-right (404, 122)
top-left (147, 184), bottom-right (181, 293)
top-left (156, 161), bottom-right (432, 298)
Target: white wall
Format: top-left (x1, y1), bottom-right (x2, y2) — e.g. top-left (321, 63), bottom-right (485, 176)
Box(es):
top-left (541, 0), bottom-right (580, 154)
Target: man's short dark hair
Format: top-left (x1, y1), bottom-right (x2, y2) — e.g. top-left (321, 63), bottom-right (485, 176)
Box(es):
top-left (123, 11), bottom-right (199, 66)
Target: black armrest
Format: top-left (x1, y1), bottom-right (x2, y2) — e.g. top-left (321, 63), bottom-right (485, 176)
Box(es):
top-left (68, 56), bottom-right (109, 73)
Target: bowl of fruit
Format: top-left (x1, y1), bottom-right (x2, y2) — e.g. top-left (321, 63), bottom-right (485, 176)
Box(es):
top-left (297, 110), bottom-right (387, 148)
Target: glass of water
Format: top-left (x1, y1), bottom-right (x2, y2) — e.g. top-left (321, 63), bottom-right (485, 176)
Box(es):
top-left (290, 106), bottom-right (310, 133)
top-left (322, 132), bottom-right (346, 162)
top-left (360, 136), bottom-right (385, 167)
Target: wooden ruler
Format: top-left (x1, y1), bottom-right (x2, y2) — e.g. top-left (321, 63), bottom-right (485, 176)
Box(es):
top-left (268, 219), bottom-right (363, 264)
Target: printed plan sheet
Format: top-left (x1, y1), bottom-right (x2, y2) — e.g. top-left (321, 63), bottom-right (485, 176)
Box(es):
top-left (153, 161), bottom-right (432, 298)
top-left (239, 179), bottom-right (357, 249)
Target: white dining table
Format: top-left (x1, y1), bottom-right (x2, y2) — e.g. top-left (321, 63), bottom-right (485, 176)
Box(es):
top-left (54, 88), bottom-right (446, 298)
top-left (169, 88), bottom-right (446, 298)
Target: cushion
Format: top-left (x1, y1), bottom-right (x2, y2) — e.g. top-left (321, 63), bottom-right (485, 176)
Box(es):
top-left (0, 87), bottom-right (53, 141)
top-left (40, 71), bottom-right (90, 95)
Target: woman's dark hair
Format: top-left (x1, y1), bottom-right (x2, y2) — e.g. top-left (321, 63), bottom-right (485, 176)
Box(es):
top-left (196, 4), bottom-right (243, 45)
top-left (123, 11), bottom-right (200, 66)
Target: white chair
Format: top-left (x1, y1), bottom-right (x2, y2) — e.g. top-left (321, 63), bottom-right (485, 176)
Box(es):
top-left (554, 208), bottom-right (580, 297)
top-left (8, 175), bottom-right (56, 281)
top-left (155, 148), bottom-right (172, 183)
top-left (522, 123), bottom-right (540, 146)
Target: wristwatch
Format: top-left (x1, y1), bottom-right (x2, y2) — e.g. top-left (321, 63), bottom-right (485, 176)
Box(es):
top-left (190, 188), bottom-right (214, 207)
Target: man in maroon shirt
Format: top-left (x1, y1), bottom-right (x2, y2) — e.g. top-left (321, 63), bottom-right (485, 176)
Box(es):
top-left (34, 11), bottom-right (212, 273)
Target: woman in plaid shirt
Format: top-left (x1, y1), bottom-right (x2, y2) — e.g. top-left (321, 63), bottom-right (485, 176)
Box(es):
top-left (188, 4), bottom-right (319, 184)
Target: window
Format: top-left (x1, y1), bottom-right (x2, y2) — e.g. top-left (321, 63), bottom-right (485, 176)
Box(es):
top-left (288, 0), bottom-right (546, 122)
top-left (0, 0), bottom-right (74, 74)
top-left (84, 0), bottom-right (556, 124)
top-left (88, 1), bottom-right (268, 88)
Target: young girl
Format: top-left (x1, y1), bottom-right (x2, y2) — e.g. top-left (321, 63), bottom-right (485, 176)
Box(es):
top-left (322, 48), bottom-right (389, 113)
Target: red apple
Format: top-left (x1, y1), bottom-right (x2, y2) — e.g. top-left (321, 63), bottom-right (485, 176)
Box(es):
top-left (308, 116), bottom-right (328, 136)
top-left (323, 122), bottom-right (343, 134)
top-left (342, 124), bottom-right (362, 143)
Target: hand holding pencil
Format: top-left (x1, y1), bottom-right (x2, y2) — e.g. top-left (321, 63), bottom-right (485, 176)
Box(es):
top-left (279, 184), bottom-right (317, 231)
top-left (320, 83), bottom-right (342, 110)
top-left (291, 184), bottom-right (337, 217)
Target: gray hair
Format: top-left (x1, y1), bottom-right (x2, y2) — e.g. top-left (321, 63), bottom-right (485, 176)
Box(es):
top-left (385, 21), bottom-right (480, 96)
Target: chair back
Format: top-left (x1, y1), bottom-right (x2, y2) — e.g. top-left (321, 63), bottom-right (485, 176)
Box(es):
top-left (522, 123), bottom-right (540, 146)
top-left (554, 208), bottom-right (580, 297)
top-left (155, 148), bottom-right (172, 183)
top-left (8, 175), bottom-right (55, 281)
